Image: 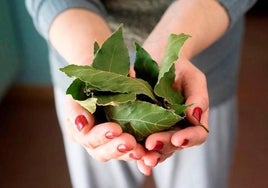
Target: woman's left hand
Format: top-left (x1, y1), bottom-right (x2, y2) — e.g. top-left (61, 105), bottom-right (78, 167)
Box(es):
top-left (136, 57), bottom-right (209, 175)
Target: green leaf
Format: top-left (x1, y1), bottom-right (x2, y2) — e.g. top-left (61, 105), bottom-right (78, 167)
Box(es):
top-left (159, 34), bottom-right (190, 79)
top-left (96, 93), bottom-right (136, 106)
top-left (105, 101), bottom-right (183, 141)
top-left (154, 33), bottom-right (190, 104)
top-left (155, 65), bottom-right (184, 104)
top-left (60, 64), bottom-right (157, 102)
top-left (76, 98), bottom-right (98, 114)
top-left (60, 26), bottom-right (191, 141)
top-left (66, 78), bottom-right (88, 100)
top-left (93, 42), bottom-right (100, 55)
top-left (134, 43), bottom-right (159, 88)
top-left (92, 26), bottom-right (130, 76)
top-left (168, 103), bottom-right (189, 116)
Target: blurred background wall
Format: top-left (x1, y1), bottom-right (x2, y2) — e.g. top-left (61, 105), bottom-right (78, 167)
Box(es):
top-left (0, 0), bottom-right (51, 100)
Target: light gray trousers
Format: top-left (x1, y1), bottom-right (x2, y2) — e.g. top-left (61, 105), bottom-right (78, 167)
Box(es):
top-left (54, 87), bottom-right (237, 188)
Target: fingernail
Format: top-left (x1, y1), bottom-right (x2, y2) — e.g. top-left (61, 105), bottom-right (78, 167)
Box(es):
top-left (75, 115), bottom-right (88, 131)
top-left (105, 131), bottom-right (117, 139)
top-left (152, 141), bottom-right (164, 151)
top-left (192, 107), bottom-right (203, 122)
top-left (181, 139), bottom-right (189, 147)
top-left (117, 144), bottom-right (132, 153)
top-left (129, 153), bottom-right (141, 160)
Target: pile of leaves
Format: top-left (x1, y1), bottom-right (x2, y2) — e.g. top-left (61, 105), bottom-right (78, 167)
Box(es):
top-left (60, 26), bottom-right (190, 141)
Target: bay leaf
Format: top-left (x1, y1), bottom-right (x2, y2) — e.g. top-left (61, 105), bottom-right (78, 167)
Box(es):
top-left (154, 33), bottom-right (190, 105)
top-left (105, 101), bottom-right (183, 141)
top-left (66, 80), bottom-right (136, 113)
top-left (66, 78), bottom-right (88, 100)
top-left (92, 26), bottom-right (130, 76)
top-left (96, 93), bottom-right (136, 106)
top-left (60, 64), bottom-right (157, 102)
top-left (76, 98), bottom-right (98, 114)
top-left (134, 43), bottom-right (159, 87)
top-left (168, 103), bottom-right (189, 116)
top-left (60, 26), bottom-right (191, 141)
top-left (155, 65), bottom-right (184, 104)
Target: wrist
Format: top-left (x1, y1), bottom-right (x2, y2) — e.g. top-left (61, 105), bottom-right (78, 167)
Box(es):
top-left (49, 9), bottom-right (111, 65)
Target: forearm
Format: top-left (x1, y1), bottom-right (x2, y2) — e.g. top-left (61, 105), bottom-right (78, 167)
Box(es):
top-left (143, 0), bottom-right (229, 62)
top-left (49, 9), bottom-right (111, 65)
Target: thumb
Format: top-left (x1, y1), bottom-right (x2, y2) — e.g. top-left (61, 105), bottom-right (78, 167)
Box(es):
top-left (65, 95), bottom-right (95, 135)
top-left (176, 59), bottom-right (209, 127)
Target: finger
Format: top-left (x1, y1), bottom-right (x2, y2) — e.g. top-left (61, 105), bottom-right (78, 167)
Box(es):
top-left (129, 66), bottom-right (136, 77)
top-left (145, 130), bottom-right (183, 154)
top-left (65, 95), bottom-right (95, 135)
top-left (86, 133), bottom-right (138, 162)
top-left (136, 150), bottom-right (161, 175)
top-left (82, 122), bottom-right (122, 148)
top-left (119, 144), bottom-right (146, 161)
top-left (171, 125), bottom-right (209, 148)
top-left (64, 118), bottom-right (76, 141)
top-left (185, 95), bottom-right (209, 128)
top-left (137, 160), bottom-right (153, 176)
top-left (178, 61), bottom-right (209, 125)
top-left (174, 60), bottom-right (209, 131)
top-left (142, 151), bottom-right (161, 167)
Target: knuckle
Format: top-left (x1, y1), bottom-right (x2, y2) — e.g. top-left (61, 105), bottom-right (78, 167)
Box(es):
top-left (82, 142), bottom-right (95, 149)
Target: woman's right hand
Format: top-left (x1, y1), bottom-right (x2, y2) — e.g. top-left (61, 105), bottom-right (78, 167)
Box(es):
top-left (48, 8), bottom-right (148, 162)
top-left (64, 95), bottom-right (149, 162)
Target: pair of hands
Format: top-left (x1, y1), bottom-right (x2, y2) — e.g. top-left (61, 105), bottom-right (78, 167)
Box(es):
top-left (48, 0), bottom-right (229, 175)
top-left (64, 57), bottom-right (209, 176)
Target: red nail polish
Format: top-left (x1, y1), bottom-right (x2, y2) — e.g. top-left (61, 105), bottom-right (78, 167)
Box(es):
top-left (105, 131), bottom-right (116, 139)
top-left (152, 141), bottom-right (164, 151)
top-left (192, 107), bottom-right (203, 122)
top-left (129, 153), bottom-right (140, 160)
top-left (117, 144), bottom-right (132, 153)
top-left (75, 115), bottom-right (88, 131)
top-left (181, 139), bottom-right (189, 146)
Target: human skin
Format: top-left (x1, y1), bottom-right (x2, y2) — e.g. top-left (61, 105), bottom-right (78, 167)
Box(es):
top-left (49, 0), bottom-right (228, 175)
